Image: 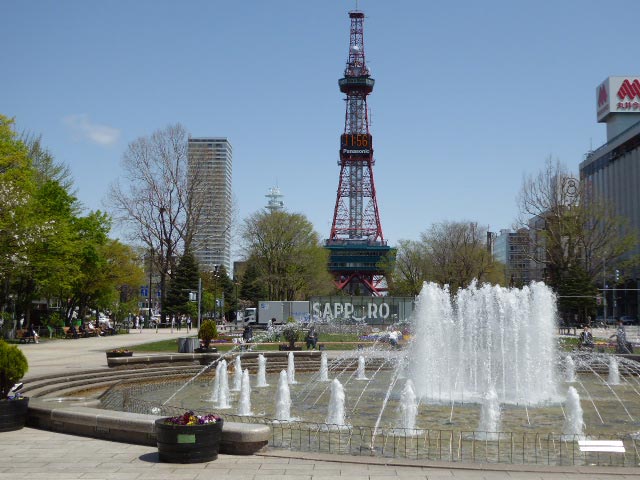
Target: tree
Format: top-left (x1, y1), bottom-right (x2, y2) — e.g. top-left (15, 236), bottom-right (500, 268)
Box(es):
top-left (18, 180), bottom-right (80, 320)
top-left (238, 259), bottom-right (268, 306)
top-left (108, 124), bottom-right (210, 321)
top-left (422, 221), bottom-right (502, 293)
top-left (98, 240), bottom-right (145, 322)
top-left (165, 250), bottom-right (200, 317)
top-left (391, 222), bottom-right (503, 295)
top-left (388, 239), bottom-right (429, 296)
top-left (517, 158), bottom-right (637, 317)
top-left (241, 210), bottom-right (334, 300)
top-left (0, 115), bottom-right (52, 320)
top-left (201, 265), bottom-right (233, 320)
top-left (21, 133), bottom-right (74, 191)
top-left (556, 264), bottom-right (598, 325)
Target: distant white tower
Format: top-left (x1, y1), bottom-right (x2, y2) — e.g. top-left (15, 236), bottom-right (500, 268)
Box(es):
top-left (265, 186), bottom-right (284, 212)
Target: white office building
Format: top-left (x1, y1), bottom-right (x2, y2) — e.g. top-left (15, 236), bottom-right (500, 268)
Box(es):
top-left (579, 76), bottom-right (640, 317)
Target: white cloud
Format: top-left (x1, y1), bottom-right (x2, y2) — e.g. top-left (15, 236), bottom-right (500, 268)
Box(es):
top-left (63, 114), bottom-right (120, 146)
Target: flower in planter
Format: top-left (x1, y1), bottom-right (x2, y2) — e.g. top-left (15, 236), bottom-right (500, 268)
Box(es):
top-left (109, 349), bottom-right (131, 354)
top-left (163, 410), bottom-right (222, 425)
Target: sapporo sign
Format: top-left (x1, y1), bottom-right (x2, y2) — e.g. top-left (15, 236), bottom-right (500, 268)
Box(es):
top-left (311, 301), bottom-right (391, 321)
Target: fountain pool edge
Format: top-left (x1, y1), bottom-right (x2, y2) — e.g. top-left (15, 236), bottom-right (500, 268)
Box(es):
top-left (26, 397), bottom-right (270, 454)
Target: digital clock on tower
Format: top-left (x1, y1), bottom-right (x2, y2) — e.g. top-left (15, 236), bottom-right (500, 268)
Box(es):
top-left (340, 134), bottom-right (373, 156)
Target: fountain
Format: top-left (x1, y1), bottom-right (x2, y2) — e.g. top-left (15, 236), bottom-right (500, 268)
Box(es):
top-left (275, 370), bottom-right (291, 421)
top-left (238, 369), bottom-right (252, 416)
top-left (326, 378), bottom-right (347, 426)
top-left (256, 354), bottom-right (268, 387)
top-left (397, 379), bottom-right (418, 431)
top-left (355, 355), bottom-right (368, 380)
top-left (477, 387), bottom-right (501, 439)
top-left (563, 386), bottom-right (585, 438)
top-left (213, 359), bottom-right (230, 409)
top-left (210, 361), bottom-right (221, 403)
top-left (565, 355), bottom-right (576, 383)
top-left (232, 355), bottom-right (242, 391)
top-left (99, 281), bottom-right (640, 466)
top-left (408, 281), bottom-right (559, 405)
top-left (287, 352), bottom-right (296, 385)
top-left (319, 352), bottom-right (329, 382)
top-left (608, 356), bottom-right (621, 385)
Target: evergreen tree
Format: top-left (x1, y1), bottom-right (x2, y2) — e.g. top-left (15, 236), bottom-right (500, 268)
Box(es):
top-left (557, 264), bottom-right (598, 326)
top-left (239, 259), bottom-right (267, 306)
top-left (165, 250), bottom-right (200, 316)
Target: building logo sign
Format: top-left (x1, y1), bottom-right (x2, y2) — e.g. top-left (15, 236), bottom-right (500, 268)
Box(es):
top-left (597, 84), bottom-right (608, 107)
top-left (597, 77), bottom-right (640, 122)
top-left (617, 79), bottom-right (640, 100)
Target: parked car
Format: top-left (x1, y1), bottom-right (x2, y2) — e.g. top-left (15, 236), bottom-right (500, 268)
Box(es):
top-left (620, 315), bottom-right (638, 325)
top-left (605, 316), bottom-right (618, 325)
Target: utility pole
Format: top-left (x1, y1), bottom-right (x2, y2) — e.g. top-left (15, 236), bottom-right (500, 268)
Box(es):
top-left (603, 255), bottom-right (607, 324)
top-left (197, 277), bottom-right (202, 331)
top-left (148, 248), bottom-right (153, 328)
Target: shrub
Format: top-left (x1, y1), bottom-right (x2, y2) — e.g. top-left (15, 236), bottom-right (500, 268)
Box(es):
top-left (281, 317), bottom-right (301, 349)
top-left (198, 320), bottom-right (218, 349)
top-left (0, 340), bottom-right (28, 399)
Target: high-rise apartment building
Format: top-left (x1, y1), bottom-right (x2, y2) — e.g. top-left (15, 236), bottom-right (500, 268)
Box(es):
top-left (188, 137), bottom-right (232, 274)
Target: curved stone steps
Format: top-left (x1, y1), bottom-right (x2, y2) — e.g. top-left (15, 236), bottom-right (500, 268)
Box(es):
top-left (23, 352), bottom-right (392, 401)
top-left (23, 365), bottom-right (205, 398)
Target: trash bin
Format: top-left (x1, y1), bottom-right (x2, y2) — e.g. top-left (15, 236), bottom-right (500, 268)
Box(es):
top-left (178, 337), bottom-right (199, 353)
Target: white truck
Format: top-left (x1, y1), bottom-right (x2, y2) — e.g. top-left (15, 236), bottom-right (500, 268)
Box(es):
top-left (243, 301), bottom-right (310, 328)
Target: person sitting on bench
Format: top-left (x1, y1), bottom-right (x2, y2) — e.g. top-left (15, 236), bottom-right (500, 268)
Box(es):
top-left (579, 325), bottom-right (594, 349)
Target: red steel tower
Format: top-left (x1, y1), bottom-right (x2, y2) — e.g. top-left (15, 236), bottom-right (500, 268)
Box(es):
top-left (325, 10), bottom-right (392, 296)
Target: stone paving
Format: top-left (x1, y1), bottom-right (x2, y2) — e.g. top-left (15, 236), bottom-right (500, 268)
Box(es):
top-left (2, 328), bottom-right (639, 480)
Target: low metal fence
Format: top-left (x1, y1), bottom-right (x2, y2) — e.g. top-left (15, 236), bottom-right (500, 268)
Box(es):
top-left (100, 382), bottom-right (639, 467)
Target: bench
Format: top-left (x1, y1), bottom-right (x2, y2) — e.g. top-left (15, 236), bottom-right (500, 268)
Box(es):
top-left (559, 326), bottom-right (577, 335)
top-left (64, 327), bottom-right (79, 339)
top-left (578, 440), bottom-right (625, 453)
top-left (16, 329), bottom-right (36, 344)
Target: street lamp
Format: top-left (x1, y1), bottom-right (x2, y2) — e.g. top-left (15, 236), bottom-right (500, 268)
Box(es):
top-left (148, 248), bottom-right (153, 329)
top-left (212, 265), bottom-right (219, 320)
top-left (233, 276), bottom-right (238, 326)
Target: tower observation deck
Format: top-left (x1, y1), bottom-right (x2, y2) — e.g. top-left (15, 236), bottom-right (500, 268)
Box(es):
top-left (325, 10), bottom-right (393, 296)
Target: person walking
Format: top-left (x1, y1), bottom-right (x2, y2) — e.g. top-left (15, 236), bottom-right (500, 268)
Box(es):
top-left (610, 320), bottom-right (632, 353)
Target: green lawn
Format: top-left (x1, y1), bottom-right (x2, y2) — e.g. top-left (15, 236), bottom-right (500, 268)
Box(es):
top-left (116, 332), bottom-right (365, 354)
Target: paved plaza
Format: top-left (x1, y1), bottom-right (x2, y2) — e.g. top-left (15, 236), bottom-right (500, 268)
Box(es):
top-left (2, 328), bottom-right (640, 479)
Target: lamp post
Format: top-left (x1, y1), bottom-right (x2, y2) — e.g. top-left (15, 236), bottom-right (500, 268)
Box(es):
top-left (233, 276), bottom-right (238, 326)
top-left (148, 248), bottom-right (153, 329)
top-left (212, 265), bottom-right (219, 320)
top-left (197, 277), bottom-right (202, 331)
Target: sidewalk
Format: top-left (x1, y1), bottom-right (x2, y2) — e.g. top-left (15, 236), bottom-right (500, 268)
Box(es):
top-left (5, 332), bottom-right (639, 479)
top-left (20, 325), bottom-right (192, 377)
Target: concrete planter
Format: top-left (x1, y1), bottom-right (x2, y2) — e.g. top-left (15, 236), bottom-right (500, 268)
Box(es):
top-left (0, 397), bottom-right (29, 432)
top-left (155, 418), bottom-right (223, 463)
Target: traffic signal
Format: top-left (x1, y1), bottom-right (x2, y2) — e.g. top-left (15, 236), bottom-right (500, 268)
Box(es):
top-left (615, 269), bottom-right (620, 282)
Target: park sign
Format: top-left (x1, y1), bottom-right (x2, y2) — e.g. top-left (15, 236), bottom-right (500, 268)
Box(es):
top-left (308, 296), bottom-right (415, 326)
top-left (597, 76), bottom-right (640, 122)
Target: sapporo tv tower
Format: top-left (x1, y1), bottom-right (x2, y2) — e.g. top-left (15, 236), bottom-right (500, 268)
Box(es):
top-left (325, 9), bottom-right (393, 296)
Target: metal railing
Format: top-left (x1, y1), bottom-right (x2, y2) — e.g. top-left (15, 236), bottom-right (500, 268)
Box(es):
top-left (99, 382), bottom-right (639, 468)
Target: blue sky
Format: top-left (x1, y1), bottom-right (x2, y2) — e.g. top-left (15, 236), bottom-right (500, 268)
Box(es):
top-left (2, 0), bottom-right (638, 259)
